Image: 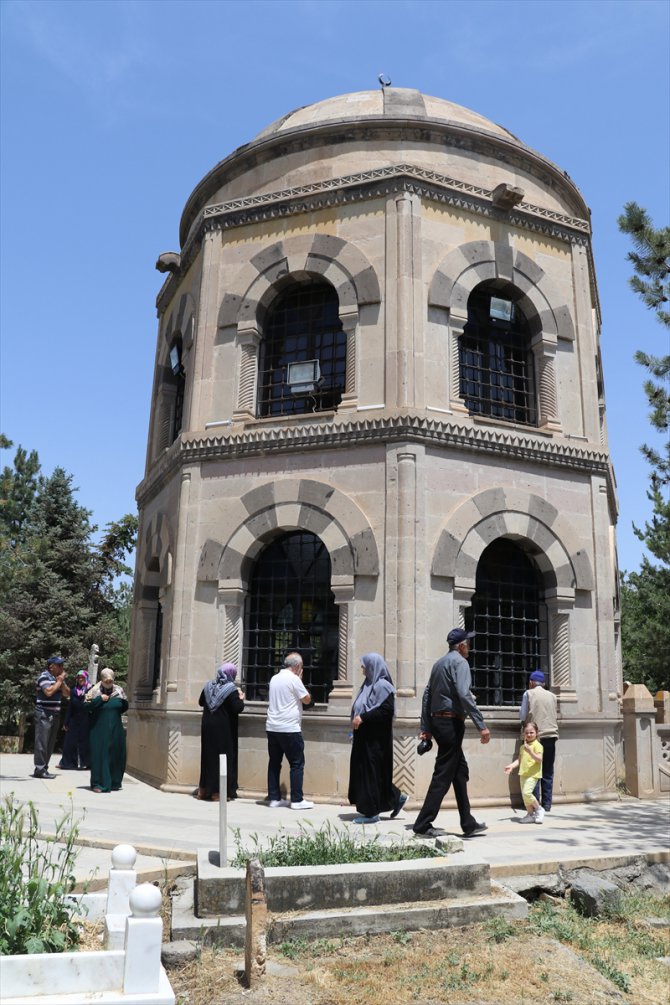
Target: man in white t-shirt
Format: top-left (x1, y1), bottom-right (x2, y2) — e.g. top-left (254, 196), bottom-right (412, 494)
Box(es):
top-left (266, 652), bottom-right (314, 810)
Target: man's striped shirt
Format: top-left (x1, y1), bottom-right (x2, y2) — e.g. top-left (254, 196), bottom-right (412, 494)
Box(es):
top-left (35, 670), bottom-right (62, 713)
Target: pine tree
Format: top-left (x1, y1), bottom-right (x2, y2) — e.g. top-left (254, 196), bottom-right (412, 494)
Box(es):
top-left (0, 440), bottom-right (137, 728)
top-left (617, 204), bottom-right (670, 692)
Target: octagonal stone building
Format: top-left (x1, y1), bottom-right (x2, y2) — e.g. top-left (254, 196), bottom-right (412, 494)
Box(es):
top-left (127, 88), bottom-right (622, 804)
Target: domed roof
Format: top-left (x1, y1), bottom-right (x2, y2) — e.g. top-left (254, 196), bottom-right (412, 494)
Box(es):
top-left (254, 88), bottom-right (520, 144)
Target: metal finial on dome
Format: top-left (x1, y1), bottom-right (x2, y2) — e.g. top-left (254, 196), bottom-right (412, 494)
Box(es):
top-left (378, 74), bottom-right (391, 89)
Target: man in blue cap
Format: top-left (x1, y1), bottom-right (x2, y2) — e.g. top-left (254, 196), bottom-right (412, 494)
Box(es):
top-left (413, 628), bottom-right (490, 838)
top-left (520, 669), bottom-right (558, 811)
top-left (33, 656), bottom-right (70, 779)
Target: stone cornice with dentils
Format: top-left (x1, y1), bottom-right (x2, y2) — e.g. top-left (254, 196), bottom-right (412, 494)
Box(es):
top-left (136, 412), bottom-right (611, 510)
top-left (156, 165), bottom-right (591, 316)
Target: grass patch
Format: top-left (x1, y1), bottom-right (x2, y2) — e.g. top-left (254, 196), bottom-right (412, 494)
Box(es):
top-left (0, 794), bottom-right (85, 954)
top-left (230, 821), bottom-right (441, 868)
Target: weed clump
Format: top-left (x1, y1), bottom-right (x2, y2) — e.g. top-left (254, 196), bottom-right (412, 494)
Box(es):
top-left (231, 821), bottom-right (441, 868)
top-left (0, 794), bottom-right (84, 954)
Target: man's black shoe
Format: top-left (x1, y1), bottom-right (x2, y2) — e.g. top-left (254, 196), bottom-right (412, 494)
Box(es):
top-left (413, 826), bottom-right (443, 838)
top-left (34, 770), bottom-right (56, 779)
top-left (463, 821), bottom-right (487, 837)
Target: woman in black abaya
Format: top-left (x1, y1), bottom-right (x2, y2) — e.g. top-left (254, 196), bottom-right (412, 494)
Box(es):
top-left (196, 663), bottom-right (245, 801)
top-left (348, 653), bottom-right (407, 824)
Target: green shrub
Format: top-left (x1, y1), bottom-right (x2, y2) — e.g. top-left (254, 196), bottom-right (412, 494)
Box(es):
top-left (0, 795), bottom-right (83, 954)
top-left (231, 821), bottom-right (441, 868)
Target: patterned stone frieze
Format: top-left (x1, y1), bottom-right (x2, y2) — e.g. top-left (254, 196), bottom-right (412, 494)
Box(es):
top-left (136, 412), bottom-right (611, 509)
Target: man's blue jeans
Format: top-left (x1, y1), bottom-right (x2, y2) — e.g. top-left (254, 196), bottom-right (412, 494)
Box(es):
top-left (267, 731), bottom-right (305, 803)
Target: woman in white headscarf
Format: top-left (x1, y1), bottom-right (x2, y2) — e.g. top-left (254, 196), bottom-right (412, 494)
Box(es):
top-left (196, 663), bottom-right (245, 801)
top-left (347, 653), bottom-right (407, 824)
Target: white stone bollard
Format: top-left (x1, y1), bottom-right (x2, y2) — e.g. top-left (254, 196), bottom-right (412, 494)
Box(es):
top-left (107, 843), bottom-right (138, 914)
top-left (104, 843), bottom-right (138, 950)
top-left (219, 754), bottom-right (228, 867)
top-left (123, 883), bottom-right (163, 995)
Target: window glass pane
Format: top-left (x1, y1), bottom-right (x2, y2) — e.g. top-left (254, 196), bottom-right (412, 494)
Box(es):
top-left (258, 284), bottom-right (346, 417)
top-left (243, 532), bottom-right (339, 702)
top-left (465, 540), bottom-right (546, 706)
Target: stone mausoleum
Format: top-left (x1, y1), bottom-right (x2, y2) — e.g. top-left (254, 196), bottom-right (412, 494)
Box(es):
top-left (127, 88), bottom-right (622, 804)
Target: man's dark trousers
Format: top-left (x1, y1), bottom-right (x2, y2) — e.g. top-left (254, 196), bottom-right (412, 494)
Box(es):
top-left (413, 717), bottom-right (477, 834)
top-left (533, 736), bottom-right (557, 810)
top-left (267, 731), bottom-right (305, 803)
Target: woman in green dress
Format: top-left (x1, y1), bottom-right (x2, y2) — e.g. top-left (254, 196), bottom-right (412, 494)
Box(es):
top-left (86, 668), bottom-right (128, 793)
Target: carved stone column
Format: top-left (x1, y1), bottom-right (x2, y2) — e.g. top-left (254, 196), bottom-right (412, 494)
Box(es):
top-left (546, 593), bottom-right (576, 706)
top-left (233, 324), bottom-right (261, 421)
top-left (217, 585), bottom-right (245, 673)
top-left (453, 586), bottom-right (474, 632)
top-left (532, 333), bottom-right (561, 431)
top-left (328, 580), bottom-right (355, 708)
top-left (338, 308), bottom-right (359, 411)
top-left (448, 314), bottom-right (469, 413)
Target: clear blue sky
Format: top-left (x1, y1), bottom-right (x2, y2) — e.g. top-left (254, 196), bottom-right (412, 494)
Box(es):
top-left (1, 0), bottom-right (668, 574)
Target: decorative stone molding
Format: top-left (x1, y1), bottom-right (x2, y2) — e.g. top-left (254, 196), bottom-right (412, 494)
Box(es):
top-left (142, 512), bottom-right (173, 590)
top-left (197, 478), bottom-right (379, 585)
top-left (159, 164), bottom-right (591, 315)
top-left (136, 412), bottom-right (613, 510)
top-left (432, 488), bottom-right (594, 593)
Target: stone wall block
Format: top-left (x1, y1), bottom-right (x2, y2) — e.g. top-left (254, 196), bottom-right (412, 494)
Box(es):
top-left (242, 483), bottom-right (276, 515)
top-left (654, 691), bottom-right (670, 724)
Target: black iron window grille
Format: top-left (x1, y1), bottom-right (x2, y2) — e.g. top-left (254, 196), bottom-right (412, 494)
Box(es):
top-left (465, 539), bottom-right (547, 706)
top-left (459, 286), bottom-right (536, 425)
top-left (151, 601), bottom-right (163, 691)
top-left (258, 283), bottom-right (346, 418)
top-left (243, 532), bottom-right (339, 703)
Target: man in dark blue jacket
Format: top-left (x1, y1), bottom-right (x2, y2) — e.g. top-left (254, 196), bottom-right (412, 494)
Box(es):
top-left (413, 628), bottom-right (490, 838)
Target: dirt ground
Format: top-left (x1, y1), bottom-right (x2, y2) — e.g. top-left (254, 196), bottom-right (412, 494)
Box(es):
top-left (78, 893), bottom-right (670, 1005)
top-left (165, 910), bottom-right (669, 1005)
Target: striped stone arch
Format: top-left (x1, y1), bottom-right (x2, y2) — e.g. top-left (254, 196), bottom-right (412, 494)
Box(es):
top-left (163, 291), bottom-right (196, 354)
top-left (432, 488), bottom-right (593, 593)
top-left (217, 233), bottom-right (381, 329)
top-left (428, 239), bottom-right (575, 341)
top-left (142, 511), bottom-right (173, 590)
top-left (197, 478), bottom-right (379, 586)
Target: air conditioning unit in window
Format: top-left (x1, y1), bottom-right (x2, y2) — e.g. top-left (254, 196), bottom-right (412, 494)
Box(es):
top-left (287, 359), bottom-right (321, 394)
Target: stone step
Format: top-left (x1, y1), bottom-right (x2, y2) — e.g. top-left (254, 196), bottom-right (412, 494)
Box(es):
top-left (172, 877), bottom-right (527, 947)
top-left (195, 842), bottom-right (490, 917)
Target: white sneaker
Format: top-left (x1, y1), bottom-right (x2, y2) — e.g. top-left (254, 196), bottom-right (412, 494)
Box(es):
top-left (267, 799), bottom-right (288, 808)
top-left (290, 799), bottom-right (314, 810)
top-left (534, 807), bottom-right (545, 824)
top-left (519, 812), bottom-right (535, 824)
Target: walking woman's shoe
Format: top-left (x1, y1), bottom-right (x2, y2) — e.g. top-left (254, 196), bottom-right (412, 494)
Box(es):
top-left (353, 815), bottom-right (380, 824)
top-left (390, 793), bottom-right (408, 818)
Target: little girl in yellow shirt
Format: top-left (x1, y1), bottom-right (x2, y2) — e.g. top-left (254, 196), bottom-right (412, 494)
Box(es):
top-left (504, 721), bottom-right (545, 824)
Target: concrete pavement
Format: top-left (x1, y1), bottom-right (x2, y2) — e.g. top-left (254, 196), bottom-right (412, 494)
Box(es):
top-left (1, 753), bottom-right (668, 891)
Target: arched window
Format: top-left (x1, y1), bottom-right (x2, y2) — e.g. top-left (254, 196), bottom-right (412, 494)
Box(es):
top-left (243, 532), bottom-right (339, 702)
top-left (465, 539), bottom-right (547, 706)
top-left (459, 284), bottom-right (536, 425)
top-left (257, 282), bottom-right (346, 418)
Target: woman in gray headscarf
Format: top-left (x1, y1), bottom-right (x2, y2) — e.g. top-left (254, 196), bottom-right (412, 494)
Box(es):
top-left (347, 653), bottom-right (407, 824)
top-left (196, 663), bottom-right (245, 801)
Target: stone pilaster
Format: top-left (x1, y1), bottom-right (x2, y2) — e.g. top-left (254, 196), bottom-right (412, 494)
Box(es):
top-left (532, 332), bottom-right (561, 431)
top-left (328, 580), bottom-right (355, 707)
top-left (546, 592), bottom-right (576, 706)
top-left (217, 586), bottom-right (245, 671)
top-left (449, 313), bottom-right (469, 413)
top-left (396, 450), bottom-right (417, 695)
top-left (233, 324), bottom-right (261, 420)
top-left (338, 308), bottom-right (359, 411)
